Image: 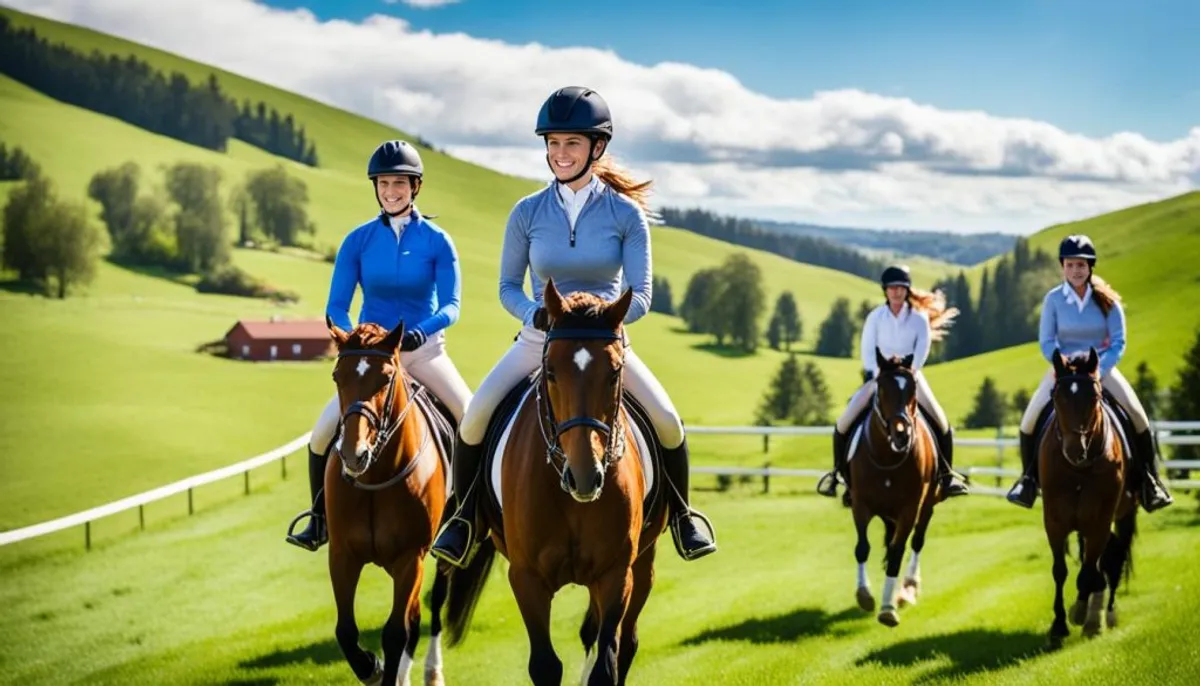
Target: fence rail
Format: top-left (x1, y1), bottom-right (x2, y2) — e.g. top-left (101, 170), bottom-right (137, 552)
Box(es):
top-left (2, 419), bottom-right (1197, 550)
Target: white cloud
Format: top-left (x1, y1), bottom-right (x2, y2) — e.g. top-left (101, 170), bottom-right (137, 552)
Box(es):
top-left (383, 0), bottom-right (461, 8)
top-left (8, 0), bottom-right (1199, 233)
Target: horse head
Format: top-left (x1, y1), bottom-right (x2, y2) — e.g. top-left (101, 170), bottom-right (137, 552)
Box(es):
top-left (1050, 346), bottom-right (1104, 465)
top-left (538, 278), bottom-right (631, 503)
top-left (874, 347), bottom-right (918, 454)
top-left (326, 317), bottom-right (410, 477)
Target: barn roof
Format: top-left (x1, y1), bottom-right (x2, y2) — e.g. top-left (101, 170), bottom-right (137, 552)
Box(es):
top-left (227, 318), bottom-right (330, 341)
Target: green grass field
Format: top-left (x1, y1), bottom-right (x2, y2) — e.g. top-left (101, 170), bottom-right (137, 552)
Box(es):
top-left (1, 474), bottom-right (1198, 685)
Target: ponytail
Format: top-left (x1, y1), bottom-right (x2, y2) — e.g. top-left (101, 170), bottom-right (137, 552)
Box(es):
top-left (907, 287), bottom-right (959, 342)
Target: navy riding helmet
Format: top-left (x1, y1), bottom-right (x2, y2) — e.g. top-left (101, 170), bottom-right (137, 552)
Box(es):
top-left (535, 87), bottom-right (613, 184)
top-left (880, 264), bottom-right (912, 290)
top-left (1058, 234), bottom-right (1097, 266)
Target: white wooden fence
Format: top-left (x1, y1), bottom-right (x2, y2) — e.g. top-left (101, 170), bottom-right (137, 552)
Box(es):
top-left (1, 421), bottom-right (1197, 550)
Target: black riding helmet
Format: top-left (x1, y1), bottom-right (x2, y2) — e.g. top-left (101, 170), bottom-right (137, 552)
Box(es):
top-left (367, 140), bottom-right (423, 215)
top-left (1059, 234), bottom-right (1097, 267)
top-left (881, 264), bottom-right (912, 290)
top-left (535, 86), bottom-right (613, 184)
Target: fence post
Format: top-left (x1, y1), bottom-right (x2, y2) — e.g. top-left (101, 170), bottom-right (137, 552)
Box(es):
top-left (187, 488), bottom-right (194, 515)
top-left (85, 521), bottom-right (91, 551)
top-left (763, 461), bottom-right (771, 494)
top-left (763, 434), bottom-right (770, 454)
top-left (138, 505), bottom-right (145, 531)
top-left (244, 471), bottom-right (250, 496)
top-left (995, 423), bottom-right (1005, 488)
top-left (282, 454), bottom-right (287, 480)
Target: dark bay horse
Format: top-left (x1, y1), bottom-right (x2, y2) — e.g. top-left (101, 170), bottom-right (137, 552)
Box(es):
top-left (1041, 347), bottom-right (1137, 648)
top-left (445, 280), bottom-right (669, 686)
top-left (848, 349), bottom-right (941, 627)
top-left (325, 320), bottom-right (451, 686)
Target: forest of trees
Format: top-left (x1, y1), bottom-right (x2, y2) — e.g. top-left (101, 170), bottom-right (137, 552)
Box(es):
top-left (0, 143), bottom-right (39, 181)
top-left (659, 206), bottom-right (886, 281)
top-left (0, 17), bottom-right (318, 165)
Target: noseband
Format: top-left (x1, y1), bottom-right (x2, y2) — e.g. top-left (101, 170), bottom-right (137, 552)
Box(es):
top-left (535, 327), bottom-right (628, 491)
top-left (334, 348), bottom-right (425, 490)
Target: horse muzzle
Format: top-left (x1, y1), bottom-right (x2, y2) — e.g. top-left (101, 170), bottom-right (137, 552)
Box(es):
top-left (561, 461), bottom-right (605, 503)
top-left (889, 416), bottom-right (915, 454)
top-left (338, 441), bottom-right (373, 478)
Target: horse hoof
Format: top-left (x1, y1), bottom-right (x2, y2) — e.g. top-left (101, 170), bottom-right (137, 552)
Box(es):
top-left (1046, 633), bottom-right (1065, 651)
top-left (1106, 609), bottom-right (1118, 629)
top-left (856, 586), bottom-right (876, 612)
top-left (877, 606), bottom-right (900, 627)
top-left (360, 655), bottom-right (384, 686)
top-left (1083, 620), bottom-right (1102, 638)
top-left (897, 581), bottom-right (919, 608)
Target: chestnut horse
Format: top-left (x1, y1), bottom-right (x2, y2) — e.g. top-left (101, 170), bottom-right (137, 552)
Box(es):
top-left (444, 281), bottom-right (669, 686)
top-left (1041, 347), bottom-right (1137, 648)
top-left (325, 320), bottom-right (451, 686)
top-left (848, 349), bottom-right (941, 627)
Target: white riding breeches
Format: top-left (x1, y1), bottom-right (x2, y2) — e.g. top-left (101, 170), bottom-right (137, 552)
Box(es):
top-left (458, 325), bottom-right (685, 450)
top-left (308, 334), bottom-right (473, 454)
top-left (1018, 366), bottom-right (1149, 435)
top-left (835, 370), bottom-right (950, 435)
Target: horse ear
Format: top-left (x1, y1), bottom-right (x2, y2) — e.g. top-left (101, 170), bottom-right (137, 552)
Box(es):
top-left (543, 277), bottom-right (565, 321)
top-left (327, 315), bottom-right (349, 348)
top-left (1086, 346), bottom-right (1099, 374)
top-left (1052, 348), bottom-right (1067, 377)
top-left (382, 320), bottom-right (405, 351)
top-left (605, 287), bottom-right (633, 329)
top-left (901, 353), bottom-right (914, 369)
top-left (875, 347), bottom-right (888, 370)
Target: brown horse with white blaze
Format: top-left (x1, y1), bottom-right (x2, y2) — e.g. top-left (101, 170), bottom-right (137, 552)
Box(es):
top-left (443, 280), bottom-right (670, 686)
top-left (325, 320), bottom-right (451, 686)
top-left (848, 348), bottom-right (940, 627)
top-left (1041, 346), bottom-right (1137, 648)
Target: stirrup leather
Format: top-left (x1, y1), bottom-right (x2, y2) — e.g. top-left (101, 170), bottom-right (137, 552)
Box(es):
top-left (670, 509), bottom-right (717, 561)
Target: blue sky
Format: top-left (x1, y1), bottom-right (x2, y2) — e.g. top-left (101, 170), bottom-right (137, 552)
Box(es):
top-left (269, 0), bottom-right (1200, 142)
top-left (15, 0), bottom-right (1200, 233)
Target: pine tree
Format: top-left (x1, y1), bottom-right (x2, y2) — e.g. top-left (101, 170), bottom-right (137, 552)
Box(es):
top-left (1167, 328), bottom-right (1200, 462)
top-left (816, 298), bottom-right (856, 358)
top-left (965, 376), bottom-right (1007, 429)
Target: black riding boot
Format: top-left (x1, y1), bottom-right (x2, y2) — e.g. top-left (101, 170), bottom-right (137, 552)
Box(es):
top-left (664, 436), bottom-right (717, 561)
top-left (285, 447), bottom-right (329, 551)
top-left (937, 428), bottom-right (970, 498)
top-left (1133, 429), bottom-right (1174, 512)
top-left (430, 436), bottom-right (484, 569)
top-left (817, 429), bottom-right (849, 498)
top-left (1006, 431), bottom-right (1039, 509)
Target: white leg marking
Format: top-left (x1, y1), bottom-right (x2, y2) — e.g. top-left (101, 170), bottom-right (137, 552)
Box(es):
top-left (905, 551), bottom-right (921, 580)
top-left (580, 648), bottom-right (598, 686)
top-left (356, 358), bottom-right (371, 377)
top-left (398, 653), bottom-right (413, 686)
top-left (882, 576), bottom-right (898, 607)
top-left (857, 562), bottom-right (869, 589)
top-left (424, 634), bottom-right (443, 674)
top-left (573, 347), bottom-right (593, 372)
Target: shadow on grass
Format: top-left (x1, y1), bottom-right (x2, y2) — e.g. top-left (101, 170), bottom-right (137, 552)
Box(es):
top-left (239, 627), bottom-right (381, 670)
top-left (689, 341), bottom-right (757, 359)
top-left (0, 278), bottom-right (47, 296)
top-left (682, 606), bottom-right (865, 645)
top-left (855, 628), bottom-right (1047, 683)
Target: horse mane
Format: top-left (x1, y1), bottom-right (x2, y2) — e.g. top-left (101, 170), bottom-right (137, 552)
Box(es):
top-left (344, 323), bottom-right (391, 348)
top-left (555, 292), bottom-right (617, 330)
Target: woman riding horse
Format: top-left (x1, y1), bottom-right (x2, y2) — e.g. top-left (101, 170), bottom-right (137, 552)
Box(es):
top-left (818, 265), bottom-right (969, 501)
top-left (431, 86), bottom-right (717, 569)
top-left (1006, 234), bottom-right (1173, 512)
top-left (286, 140), bottom-right (474, 551)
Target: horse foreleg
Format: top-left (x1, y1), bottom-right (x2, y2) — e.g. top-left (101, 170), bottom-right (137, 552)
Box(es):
top-left (878, 509), bottom-right (917, 628)
top-left (1077, 522), bottom-right (1113, 638)
top-left (1101, 508), bottom-right (1136, 630)
top-left (853, 504), bottom-right (874, 612)
top-left (1044, 515), bottom-right (1070, 647)
top-left (585, 565), bottom-right (634, 686)
top-left (509, 565), bottom-right (562, 686)
top-left (617, 545), bottom-right (657, 686)
top-left (425, 566), bottom-right (449, 686)
top-left (330, 549), bottom-right (382, 683)
top-left (900, 498), bottom-right (935, 607)
top-left (382, 554), bottom-right (422, 686)
top-left (579, 589), bottom-right (601, 683)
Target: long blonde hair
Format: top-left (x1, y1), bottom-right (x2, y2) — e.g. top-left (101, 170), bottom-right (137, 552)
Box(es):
top-left (907, 286), bottom-right (959, 342)
top-left (1089, 272), bottom-right (1121, 316)
top-left (592, 155), bottom-right (653, 215)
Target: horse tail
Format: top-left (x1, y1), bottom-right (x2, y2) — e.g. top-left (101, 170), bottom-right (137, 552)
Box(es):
top-left (1115, 507), bottom-right (1137, 588)
top-left (445, 537), bottom-right (496, 647)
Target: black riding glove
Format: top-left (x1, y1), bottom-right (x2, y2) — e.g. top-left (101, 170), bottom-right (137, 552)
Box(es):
top-left (400, 329), bottom-right (426, 352)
